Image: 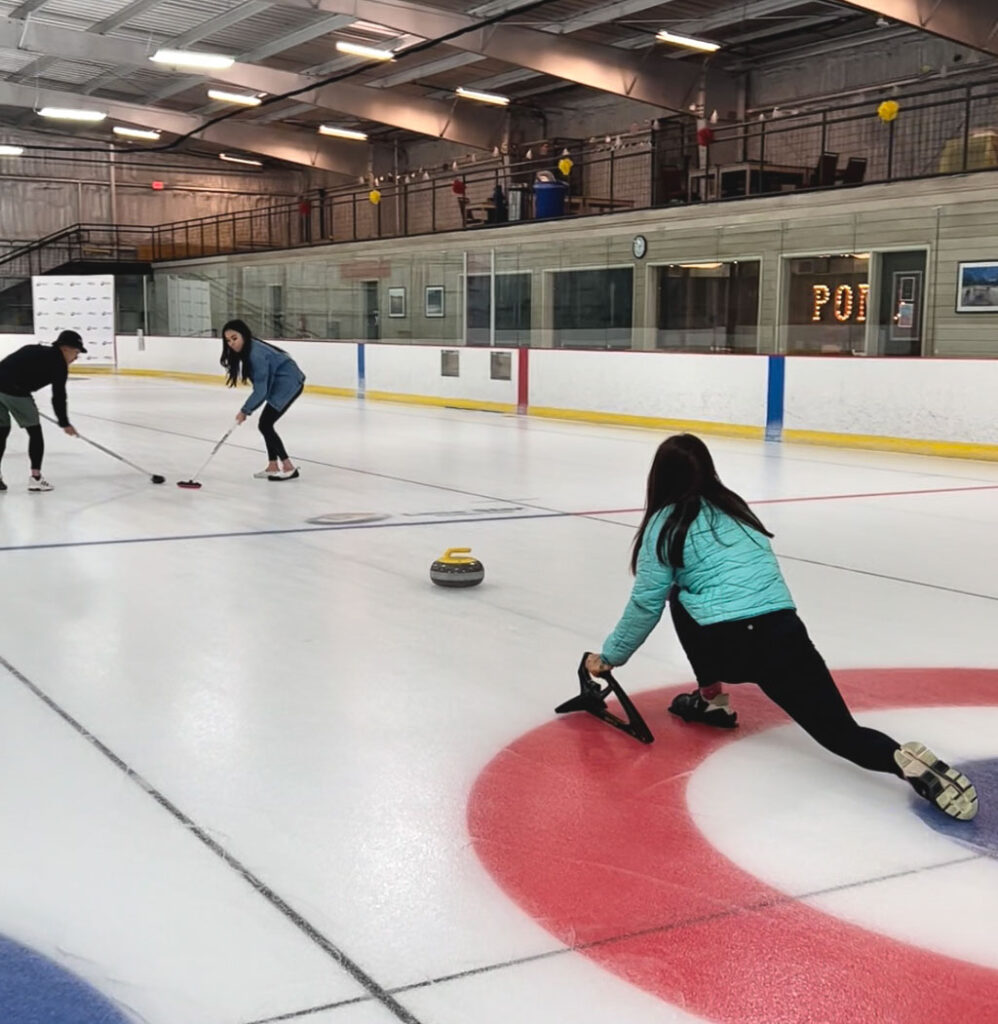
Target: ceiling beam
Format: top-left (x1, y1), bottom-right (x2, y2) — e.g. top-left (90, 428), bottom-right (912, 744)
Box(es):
top-left (541, 0), bottom-right (682, 36)
top-left (837, 0), bottom-right (998, 55)
top-left (149, 13), bottom-right (354, 102)
top-left (447, 0), bottom-right (827, 100)
top-left (0, 15), bottom-right (502, 148)
top-left (274, 0), bottom-right (731, 112)
top-left (8, 0), bottom-right (50, 15)
top-left (369, 52), bottom-right (483, 88)
top-left (90, 0), bottom-right (163, 34)
top-left (0, 80), bottom-right (369, 177)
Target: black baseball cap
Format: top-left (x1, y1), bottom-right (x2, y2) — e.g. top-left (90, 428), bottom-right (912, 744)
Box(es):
top-left (54, 330), bottom-right (87, 353)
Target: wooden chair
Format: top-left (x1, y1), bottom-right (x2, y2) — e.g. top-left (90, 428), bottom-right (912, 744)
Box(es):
top-left (813, 152), bottom-right (839, 187)
top-left (838, 157), bottom-right (867, 184)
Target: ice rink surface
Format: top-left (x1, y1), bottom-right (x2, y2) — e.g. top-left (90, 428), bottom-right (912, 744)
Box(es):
top-left (1, 375), bottom-right (996, 1024)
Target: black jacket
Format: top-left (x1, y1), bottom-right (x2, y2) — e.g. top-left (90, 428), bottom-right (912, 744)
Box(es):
top-left (0, 344), bottom-right (70, 426)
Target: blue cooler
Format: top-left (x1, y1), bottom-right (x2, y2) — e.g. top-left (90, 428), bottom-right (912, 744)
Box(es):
top-left (533, 180), bottom-right (567, 218)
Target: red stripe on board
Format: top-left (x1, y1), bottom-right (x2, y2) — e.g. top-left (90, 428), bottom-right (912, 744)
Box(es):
top-left (469, 669), bottom-right (998, 1024)
top-left (517, 348), bottom-right (529, 415)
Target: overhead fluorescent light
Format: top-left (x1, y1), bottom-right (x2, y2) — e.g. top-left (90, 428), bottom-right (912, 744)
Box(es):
top-left (678, 262), bottom-right (724, 269)
top-left (113, 126), bottom-right (161, 140)
top-left (39, 107), bottom-right (106, 122)
top-left (151, 48), bottom-right (234, 70)
top-left (0, 144), bottom-right (24, 156)
top-left (455, 86), bottom-right (510, 106)
top-left (219, 153), bottom-right (262, 166)
top-left (335, 41), bottom-right (395, 61)
top-left (657, 30), bottom-right (720, 53)
top-left (318, 124), bottom-right (368, 141)
top-left (208, 88), bottom-right (262, 107)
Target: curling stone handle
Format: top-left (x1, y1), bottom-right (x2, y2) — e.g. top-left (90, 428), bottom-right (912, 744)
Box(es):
top-left (439, 547), bottom-right (475, 564)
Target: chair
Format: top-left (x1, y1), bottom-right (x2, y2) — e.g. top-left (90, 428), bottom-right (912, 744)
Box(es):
top-left (813, 151), bottom-right (839, 187)
top-left (838, 157), bottom-right (867, 185)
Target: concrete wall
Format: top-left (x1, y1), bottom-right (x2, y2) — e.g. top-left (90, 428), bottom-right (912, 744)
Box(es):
top-left (150, 173), bottom-right (998, 357)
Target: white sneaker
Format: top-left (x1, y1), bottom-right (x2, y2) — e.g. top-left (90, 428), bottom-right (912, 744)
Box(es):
top-left (894, 741), bottom-right (978, 821)
top-left (253, 468), bottom-right (276, 479)
top-left (28, 475), bottom-right (53, 492)
top-left (268, 467), bottom-right (300, 481)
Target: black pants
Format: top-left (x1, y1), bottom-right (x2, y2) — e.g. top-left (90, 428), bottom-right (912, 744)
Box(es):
top-left (258, 385), bottom-right (303, 462)
top-left (0, 424), bottom-right (44, 472)
top-left (670, 595), bottom-right (901, 776)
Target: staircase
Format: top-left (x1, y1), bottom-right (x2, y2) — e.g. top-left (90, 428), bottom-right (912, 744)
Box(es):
top-left (0, 224), bottom-right (155, 333)
top-left (0, 224), bottom-right (154, 280)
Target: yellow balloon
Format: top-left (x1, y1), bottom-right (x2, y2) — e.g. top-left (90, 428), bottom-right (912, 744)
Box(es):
top-left (369, 189), bottom-right (382, 205)
top-left (558, 157), bottom-right (574, 176)
top-left (877, 100), bottom-right (899, 123)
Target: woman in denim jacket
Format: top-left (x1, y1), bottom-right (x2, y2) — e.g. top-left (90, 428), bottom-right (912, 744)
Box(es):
top-left (220, 319), bottom-right (306, 481)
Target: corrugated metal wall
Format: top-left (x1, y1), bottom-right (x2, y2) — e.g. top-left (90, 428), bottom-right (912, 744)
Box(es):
top-left (0, 130), bottom-right (340, 247)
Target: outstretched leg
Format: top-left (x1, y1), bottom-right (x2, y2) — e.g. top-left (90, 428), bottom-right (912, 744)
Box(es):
top-left (755, 613), bottom-right (977, 818)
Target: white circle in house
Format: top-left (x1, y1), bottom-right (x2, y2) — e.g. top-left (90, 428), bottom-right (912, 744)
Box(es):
top-left (632, 234), bottom-right (647, 259)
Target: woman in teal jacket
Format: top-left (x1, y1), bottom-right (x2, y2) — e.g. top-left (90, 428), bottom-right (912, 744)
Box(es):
top-left (588, 433), bottom-right (978, 821)
top-left (221, 319), bottom-right (306, 480)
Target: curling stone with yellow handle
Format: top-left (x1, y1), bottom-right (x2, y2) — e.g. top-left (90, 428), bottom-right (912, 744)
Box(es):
top-left (430, 547), bottom-right (485, 588)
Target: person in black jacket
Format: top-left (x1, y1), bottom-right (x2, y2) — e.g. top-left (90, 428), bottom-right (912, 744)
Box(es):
top-left (0, 330), bottom-right (84, 492)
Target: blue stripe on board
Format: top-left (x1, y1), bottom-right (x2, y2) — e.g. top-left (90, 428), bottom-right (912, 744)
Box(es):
top-left (0, 934), bottom-right (131, 1024)
top-left (766, 355), bottom-right (785, 443)
top-left (357, 343), bottom-right (366, 398)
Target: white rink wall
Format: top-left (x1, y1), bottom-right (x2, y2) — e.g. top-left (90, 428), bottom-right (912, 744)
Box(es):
top-left (3, 333), bottom-right (998, 454)
top-left (364, 344), bottom-right (518, 407)
top-left (529, 350), bottom-right (769, 431)
top-left (783, 357), bottom-right (998, 446)
top-left (115, 335), bottom-right (359, 393)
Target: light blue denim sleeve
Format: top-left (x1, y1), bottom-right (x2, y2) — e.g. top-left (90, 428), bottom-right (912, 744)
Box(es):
top-left (240, 346), bottom-right (272, 415)
top-left (600, 522), bottom-right (675, 667)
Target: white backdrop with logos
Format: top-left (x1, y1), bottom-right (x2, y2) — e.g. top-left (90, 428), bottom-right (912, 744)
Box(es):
top-left (31, 275), bottom-right (116, 366)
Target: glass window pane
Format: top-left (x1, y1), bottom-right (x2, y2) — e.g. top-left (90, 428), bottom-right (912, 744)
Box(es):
top-left (656, 261), bottom-right (760, 352)
top-left (552, 268), bottom-right (633, 349)
top-left (783, 254), bottom-right (869, 355)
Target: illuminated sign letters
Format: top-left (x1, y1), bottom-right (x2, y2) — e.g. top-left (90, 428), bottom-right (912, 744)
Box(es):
top-left (812, 283), bottom-right (869, 323)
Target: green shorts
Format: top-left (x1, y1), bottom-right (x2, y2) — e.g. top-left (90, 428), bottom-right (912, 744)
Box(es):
top-left (0, 392), bottom-right (40, 429)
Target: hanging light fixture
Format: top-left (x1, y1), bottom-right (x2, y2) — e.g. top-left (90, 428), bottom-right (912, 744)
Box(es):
top-left (335, 41), bottom-right (395, 61)
top-left (151, 49), bottom-right (234, 69)
top-left (455, 86), bottom-right (510, 106)
top-left (207, 89), bottom-right (262, 107)
top-left (656, 30), bottom-right (720, 53)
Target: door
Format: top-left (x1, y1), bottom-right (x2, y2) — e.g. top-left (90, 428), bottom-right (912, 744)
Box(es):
top-left (362, 280), bottom-right (379, 340)
top-left (874, 251), bottom-right (926, 356)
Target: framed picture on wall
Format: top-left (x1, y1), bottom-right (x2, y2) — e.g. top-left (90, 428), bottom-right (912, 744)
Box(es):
top-left (425, 285), bottom-right (445, 318)
top-left (956, 261), bottom-right (998, 312)
top-left (388, 286), bottom-right (407, 318)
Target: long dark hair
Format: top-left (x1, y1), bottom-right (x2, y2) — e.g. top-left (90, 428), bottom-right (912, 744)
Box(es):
top-left (220, 319), bottom-right (254, 387)
top-left (630, 434), bottom-right (773, 573)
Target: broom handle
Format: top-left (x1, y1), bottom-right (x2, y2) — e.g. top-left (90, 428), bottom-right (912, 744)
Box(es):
top-left (39, 412), bottom-right (152, 476)
top-left (189, 423), bottom-right (238, 479)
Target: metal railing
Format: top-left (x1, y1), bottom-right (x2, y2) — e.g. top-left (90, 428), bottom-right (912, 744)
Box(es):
top-left (2, 77), bottom-right (997, 274)
top-left (0, 224), bottom-right (155, 278)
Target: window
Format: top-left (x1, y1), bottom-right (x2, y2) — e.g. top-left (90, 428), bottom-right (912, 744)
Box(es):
top-left (656, 261), bottom-right (760, 351)
top-left (467, 272), bottom-right (531, 346)
top-left (783, 254), bottom-right (869, 355)
top-left (552, 268), bottom-right (633, 348)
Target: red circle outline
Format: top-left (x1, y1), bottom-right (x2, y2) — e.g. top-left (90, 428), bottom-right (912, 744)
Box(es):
top-left (468, 668), bottom-right (998, 1024)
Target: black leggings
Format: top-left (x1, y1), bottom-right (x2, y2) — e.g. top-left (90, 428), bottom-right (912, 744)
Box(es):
top-left (0, 424), bottom-right (44, 471)
top-left (258, 386), bottom-right (303, 461)
top-left (670, 595), bottom-right (902, 777)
